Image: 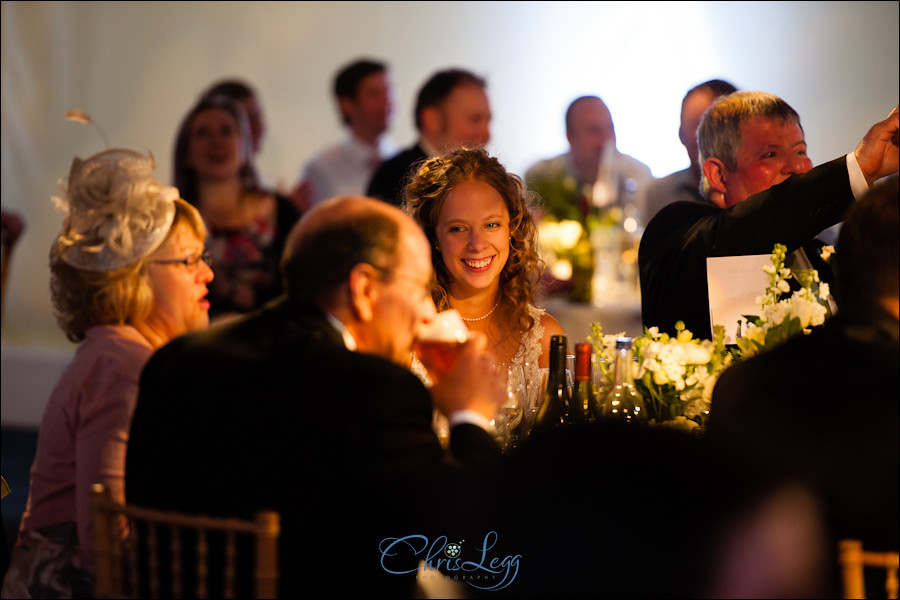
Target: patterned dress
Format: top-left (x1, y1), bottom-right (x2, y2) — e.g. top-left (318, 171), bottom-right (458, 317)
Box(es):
top-left (205, 195), bottom-right (299, 318)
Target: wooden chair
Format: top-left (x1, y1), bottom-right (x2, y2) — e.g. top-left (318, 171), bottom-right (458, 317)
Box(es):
top-left (90, 483), bottom-right (280, 599)
top-left (839, 538), bottom-right (900, 599)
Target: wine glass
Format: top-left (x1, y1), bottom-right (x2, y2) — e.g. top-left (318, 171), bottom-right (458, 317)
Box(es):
top-left (491, 363), bottom-right (527, 451)
top-left (593, 353), bottom-right (609, 411)
top-left (529, 368), bottom-right (550, 428)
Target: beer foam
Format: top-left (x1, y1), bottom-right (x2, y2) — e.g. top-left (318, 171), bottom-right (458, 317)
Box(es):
top-left (417, 309), bottom-right (470, 343)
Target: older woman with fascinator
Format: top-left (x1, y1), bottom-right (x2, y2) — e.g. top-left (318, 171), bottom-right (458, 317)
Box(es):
top-left (1, 149), bottom-right (213, 598)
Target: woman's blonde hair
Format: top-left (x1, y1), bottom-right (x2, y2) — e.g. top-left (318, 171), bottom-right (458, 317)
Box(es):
top-left (404, 147), bottom-right (544, 349)
top-left (50, 198), bottom-right (206, 342)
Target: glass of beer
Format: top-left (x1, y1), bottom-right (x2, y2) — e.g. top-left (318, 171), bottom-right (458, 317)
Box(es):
top-left (414, 309), bottom-right (470, 379)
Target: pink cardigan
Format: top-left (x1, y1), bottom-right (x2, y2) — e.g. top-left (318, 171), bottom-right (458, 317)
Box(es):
top-left (17, 325), bottom-right (155, 568)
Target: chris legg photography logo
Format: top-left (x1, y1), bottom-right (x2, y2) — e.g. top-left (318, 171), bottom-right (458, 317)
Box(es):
top-left (379, 531), bottom-right (520, 591)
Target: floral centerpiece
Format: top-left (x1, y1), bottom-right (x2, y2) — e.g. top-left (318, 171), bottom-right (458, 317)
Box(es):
top-left (589, 322), bottom-right (734, 430)
top-left (587, 242), bottom-right (833, 429)
top-left (537, 208), bottom-right (637, 305)
top-left (537, 218), bottom-right (589, 285)
top-left (735, 242), bottom-right (834, 358)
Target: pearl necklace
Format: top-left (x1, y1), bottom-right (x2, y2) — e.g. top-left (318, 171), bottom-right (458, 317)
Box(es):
top-left (460, 299), bottom-right (501, 322)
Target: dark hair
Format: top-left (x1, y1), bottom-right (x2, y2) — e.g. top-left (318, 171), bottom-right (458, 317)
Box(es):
top-left (414, 68), bottom-right (486, 131)
top-left (281, 202), bottom-right (401, 305)
top-left (202, 79), bottom-right (256, 102)
top-left (834, 174), bottom-right (899, 310)
top-left (333, 59), bottom-right (388, 126)
top-left (172, 95), bottom-right (260, 206)
top-left (684, 79), bottom-right (738, 106)
top-left (404, 147), bottom-right (543, 350)
top-left (334, 59), bottom-right (386, 99)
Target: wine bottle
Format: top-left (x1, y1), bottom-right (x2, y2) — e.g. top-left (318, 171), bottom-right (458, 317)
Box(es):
top-left (567, 225), bottom-right (594, 304)
top-left (573, 342), bottom-right (601, 422)
top-left (601, 337), bottom-right (647, 425)
top-left (534, 335), bottom-right (580, 428)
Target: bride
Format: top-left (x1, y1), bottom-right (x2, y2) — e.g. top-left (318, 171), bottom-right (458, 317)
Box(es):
top-left (403, 147), bottom-right (565, 414)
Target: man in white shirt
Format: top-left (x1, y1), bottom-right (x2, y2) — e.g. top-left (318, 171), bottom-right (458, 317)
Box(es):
top-left (299, 59), bottom-right (397, 208)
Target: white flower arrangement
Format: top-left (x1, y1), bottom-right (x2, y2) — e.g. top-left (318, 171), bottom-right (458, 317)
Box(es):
top-left (588, 321), bottom-right (733, 427)
top-left (585, 243), bottom-right (833, 428)
top-left (736, 243), bottom-right (833, 358)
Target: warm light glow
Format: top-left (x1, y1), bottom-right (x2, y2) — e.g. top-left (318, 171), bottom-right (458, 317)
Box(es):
top-left (550, 259), bottom-right (573, 281)
top-left (556, 220), bottom-right (584, 250)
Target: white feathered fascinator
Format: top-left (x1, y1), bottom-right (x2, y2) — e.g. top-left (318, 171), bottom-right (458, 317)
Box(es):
top-left (53, 111), bottom-right (177, 271)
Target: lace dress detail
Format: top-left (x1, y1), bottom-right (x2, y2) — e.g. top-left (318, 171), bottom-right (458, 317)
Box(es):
top-left (513, 304), bottom-right (547, 405)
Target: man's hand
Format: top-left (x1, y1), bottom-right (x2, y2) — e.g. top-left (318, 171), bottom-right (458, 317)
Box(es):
top-left (854, 106), bottom-right (899, 186)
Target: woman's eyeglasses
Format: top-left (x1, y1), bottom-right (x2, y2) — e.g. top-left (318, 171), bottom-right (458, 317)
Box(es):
top-left (151, 251), bottom-right (212, 271)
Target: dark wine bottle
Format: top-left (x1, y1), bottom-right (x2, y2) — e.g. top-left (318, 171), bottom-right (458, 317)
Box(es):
top-left (573, 342), bottom-right (601, 422)
top-left (535, 335), bottom-right (581, 429)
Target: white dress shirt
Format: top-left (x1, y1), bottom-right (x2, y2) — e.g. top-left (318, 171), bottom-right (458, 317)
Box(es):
top-left (302, 135), bottom-right (398, 206)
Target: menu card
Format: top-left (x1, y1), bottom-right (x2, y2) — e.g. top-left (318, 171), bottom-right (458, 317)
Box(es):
top-left (706, 254), bottom-right (769, 344)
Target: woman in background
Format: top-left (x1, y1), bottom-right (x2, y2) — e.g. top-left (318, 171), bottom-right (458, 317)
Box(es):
top-left (2, 149), bottom-right (213, 598)
top-left (173, 94), bottom-right (300, 321)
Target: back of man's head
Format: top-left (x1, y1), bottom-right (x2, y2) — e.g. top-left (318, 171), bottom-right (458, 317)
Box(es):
top-left (679, 80), bottom-right (739, 166)
top-left (834, 175), bottom-right (900, 313)
top-left (414, 68), bottom-right (486, 131)
top-left (282, 197), bottom-right (400, 306)
top-left (698, 91), bottom-right (802, 198)
top-left (684, 79), bottom-right (738, 106)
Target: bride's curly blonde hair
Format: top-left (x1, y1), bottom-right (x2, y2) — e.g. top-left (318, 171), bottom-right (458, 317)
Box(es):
top-left (403, 147), bottom-right (544, 348)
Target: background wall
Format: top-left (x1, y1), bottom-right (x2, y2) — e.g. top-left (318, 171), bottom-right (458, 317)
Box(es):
top-left (2, 0), bottom-right (898, 425)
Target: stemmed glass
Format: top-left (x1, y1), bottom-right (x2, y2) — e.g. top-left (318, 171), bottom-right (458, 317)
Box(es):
top-left (529, 368), bottom-right (550, 429)
top-left (491, 363), bottom-right (527, 452)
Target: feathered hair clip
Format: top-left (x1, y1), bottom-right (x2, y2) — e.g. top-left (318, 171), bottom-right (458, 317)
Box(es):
top-left (53, 110), bottom-right (178, 271)
top-left (64, 109), bottom-right (111, 148)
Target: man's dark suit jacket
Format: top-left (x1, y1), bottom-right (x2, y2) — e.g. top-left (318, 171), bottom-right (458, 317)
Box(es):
top-left (639, 157), bottom-right (852, 340)
top-left (366, 143), bottom-right (427, 206)
top-left (708, 306), bottom-right (899, 595)
top-left (125, 296), bottom-right (501, 598)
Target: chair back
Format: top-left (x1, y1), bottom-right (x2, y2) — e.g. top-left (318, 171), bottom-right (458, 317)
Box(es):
top-left (839, 538), bottom-right (900, 599)
top-left (90, 483), bottom-right (279, 599)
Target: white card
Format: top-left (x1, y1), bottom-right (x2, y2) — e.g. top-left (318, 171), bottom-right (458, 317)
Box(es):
top-left (707, 254), bottom-right (769, 344)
